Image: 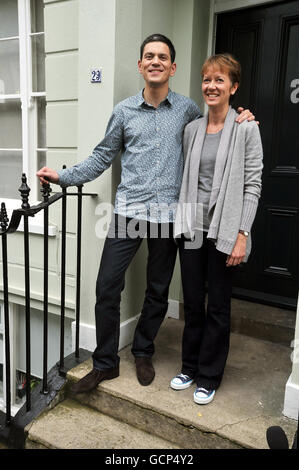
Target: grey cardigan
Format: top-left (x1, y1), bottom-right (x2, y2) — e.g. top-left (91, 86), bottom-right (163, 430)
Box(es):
top-left (174, 107), bottom-right (263, 261)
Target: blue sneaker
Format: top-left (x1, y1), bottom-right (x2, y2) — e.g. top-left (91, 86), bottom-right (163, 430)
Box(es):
top-left (170, 373), bottom-right (194, 390)
top-left (193, 387), bottom-right (215, 404)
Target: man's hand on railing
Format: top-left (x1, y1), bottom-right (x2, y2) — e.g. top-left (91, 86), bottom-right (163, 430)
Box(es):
top-left (36, 167), bottom-right (59, 185)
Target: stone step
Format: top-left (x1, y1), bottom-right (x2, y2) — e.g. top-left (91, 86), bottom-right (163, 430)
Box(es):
top-left (25, 398), bottom-right (178, 449)
top-left (66, 318), bottom-right (298, 449)
top-left (230, 299), bottom-right (296, 346)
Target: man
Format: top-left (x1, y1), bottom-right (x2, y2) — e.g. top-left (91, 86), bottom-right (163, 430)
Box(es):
top-left (37, 34), bottom-right (254, 393)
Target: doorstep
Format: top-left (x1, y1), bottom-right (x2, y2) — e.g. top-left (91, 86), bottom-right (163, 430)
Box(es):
top-left (66, 318), bottom-right (298, 449)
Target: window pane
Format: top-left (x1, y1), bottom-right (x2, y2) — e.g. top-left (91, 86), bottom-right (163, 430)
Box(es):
top-left (0, 39), bottom-right (20, 95)
top-left (31, 35), bottom-right (45, 92)
top-left (16, 370), bottom-right (27, 407)
top-left (0, 0), bottom-right (19, 39)
top-left (0, 336), bottom-right (3, 365)
top-left (37, 98), bottom-right (46, 148)
top-left (0, 101), bottom-right (22, 148)
top-left (31, 0), bottom-right (44, 33)
top-left (0, 151), bottom-right (23, 199)
top-left (37, 151), bottom-right (47, 201)
top-left (37, 150), bottom-right (46, 169)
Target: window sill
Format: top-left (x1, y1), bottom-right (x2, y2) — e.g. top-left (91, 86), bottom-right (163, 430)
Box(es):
top-left (2, 198), bottom-right (58, 237)
top-left (18, 215), bottom-right (58, 237)
top-left (0, 398), bottom-right (25, 418)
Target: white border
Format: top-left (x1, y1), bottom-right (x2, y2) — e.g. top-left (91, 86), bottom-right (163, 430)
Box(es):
top-left (167, 299), bottom-right (180, 320)
top-left (71, 314), bottom-right (142, 354)
top-left (72, 300), bottom-right (180, 353)
top-left (283, 376), bottom-right (299, 421)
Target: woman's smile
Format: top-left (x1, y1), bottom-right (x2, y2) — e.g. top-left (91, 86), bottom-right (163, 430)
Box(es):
top-left (202, 66), bottom-right (238, 108)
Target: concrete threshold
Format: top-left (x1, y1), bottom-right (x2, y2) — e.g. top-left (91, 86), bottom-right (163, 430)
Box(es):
top-left (230, 298), bottom-right (296, 346)
top-left (65, 318), bottom-right (297, 449)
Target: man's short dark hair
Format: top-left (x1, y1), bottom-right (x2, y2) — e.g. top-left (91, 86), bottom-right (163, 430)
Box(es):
top-left (140, 34), bottom-right (176, 63)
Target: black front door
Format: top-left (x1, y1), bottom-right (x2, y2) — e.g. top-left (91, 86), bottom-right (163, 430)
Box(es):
top-left (216, 0), bottom-right (299, 309)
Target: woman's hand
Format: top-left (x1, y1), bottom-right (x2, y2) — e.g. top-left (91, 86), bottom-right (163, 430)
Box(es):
top-left (226, 233), bottom-right (247, 267)
top-left (36, 167), bottom-right (59, 185)
top-left (236, 107), bottom-right (259, 125)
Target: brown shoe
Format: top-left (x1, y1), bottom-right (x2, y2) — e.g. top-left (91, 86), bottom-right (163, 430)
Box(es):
top-left (135, 357), bottom-right (155, 386)
top-left (70, 366), bottom-right (119, 394)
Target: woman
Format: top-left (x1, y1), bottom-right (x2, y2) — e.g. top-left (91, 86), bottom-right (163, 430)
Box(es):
top-left (171, 54), bottom-right (263, 405)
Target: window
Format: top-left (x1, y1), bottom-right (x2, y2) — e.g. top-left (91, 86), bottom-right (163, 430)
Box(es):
top-left (0, 302), bottom-right (42, 417)
top-left (0, 0), bottom-right (46, 203)
top-left (0, 300), bottom-right (74, 416)
top-left (0, 302), bottom-right (27, 416)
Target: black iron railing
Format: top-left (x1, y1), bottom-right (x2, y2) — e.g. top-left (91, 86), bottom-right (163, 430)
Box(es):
top-left (0, 172), bottom-right (95, 427)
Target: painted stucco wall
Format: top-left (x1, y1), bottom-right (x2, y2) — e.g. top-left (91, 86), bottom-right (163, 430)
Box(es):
top-left (43, 0), bottom-right (79, 321)
top-left (43, 0), bottom-right (211, 337)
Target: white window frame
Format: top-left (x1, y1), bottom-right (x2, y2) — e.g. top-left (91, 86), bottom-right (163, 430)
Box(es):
top-left (0, 0), bottom-right (54, 235)
top-left (0, 0), bottom-right (46, 207)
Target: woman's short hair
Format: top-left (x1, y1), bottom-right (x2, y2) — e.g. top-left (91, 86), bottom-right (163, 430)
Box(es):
top-left (201, 53), bottom-right (241, 86)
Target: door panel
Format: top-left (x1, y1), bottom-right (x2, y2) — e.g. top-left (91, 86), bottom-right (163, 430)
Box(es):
top-left (216, 0), bottom-right (299, 309)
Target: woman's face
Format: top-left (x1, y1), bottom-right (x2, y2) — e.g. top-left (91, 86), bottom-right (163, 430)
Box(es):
top-left (202, 66), bottom-right (238, 109)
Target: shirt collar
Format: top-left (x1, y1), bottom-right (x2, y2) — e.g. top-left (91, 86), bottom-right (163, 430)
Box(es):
top-left (137, 88), bottom-right (174, 107)
top-left (166, 89), bottom-right (174, 105)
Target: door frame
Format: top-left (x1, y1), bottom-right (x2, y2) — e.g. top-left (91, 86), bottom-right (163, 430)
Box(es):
top-left (207, 0), bottom-right (282, 61)
top-left (204, 1), bottom-right (282, 114)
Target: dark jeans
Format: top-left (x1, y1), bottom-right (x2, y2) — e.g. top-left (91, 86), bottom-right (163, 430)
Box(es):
top-left (92, 214), bottom-right (178, 370)
top-left (179, 232), bottom-right (236, 390)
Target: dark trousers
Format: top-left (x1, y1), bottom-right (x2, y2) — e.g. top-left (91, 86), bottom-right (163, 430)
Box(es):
top-left (179, 233), bottom-right (236, 390)
top-left (92, 214), bottom-right (178, 370)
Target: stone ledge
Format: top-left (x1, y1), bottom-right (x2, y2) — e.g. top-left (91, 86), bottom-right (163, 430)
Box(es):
top-left (25, 399), bottom-right (178, 449)
top-left (66, 318), bottom-right (297, 449)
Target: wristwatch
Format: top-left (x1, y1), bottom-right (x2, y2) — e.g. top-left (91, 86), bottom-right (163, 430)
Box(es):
top-left (239, 230), bottom-right (249, 237)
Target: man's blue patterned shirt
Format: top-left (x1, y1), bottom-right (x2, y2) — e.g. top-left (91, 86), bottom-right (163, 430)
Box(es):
top-left (58, 89), bottom-right (201, 223)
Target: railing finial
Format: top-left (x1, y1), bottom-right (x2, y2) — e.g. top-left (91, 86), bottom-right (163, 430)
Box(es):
top-left (41, 181), bottom-right (52, 202)
top-left (0, 202), bottom-right (9, 231)
top-left (19, 173), bottom-right (31, 210)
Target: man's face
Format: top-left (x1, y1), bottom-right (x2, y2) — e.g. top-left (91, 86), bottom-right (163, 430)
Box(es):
top-left (138, 41), bottom-right (176, 87)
